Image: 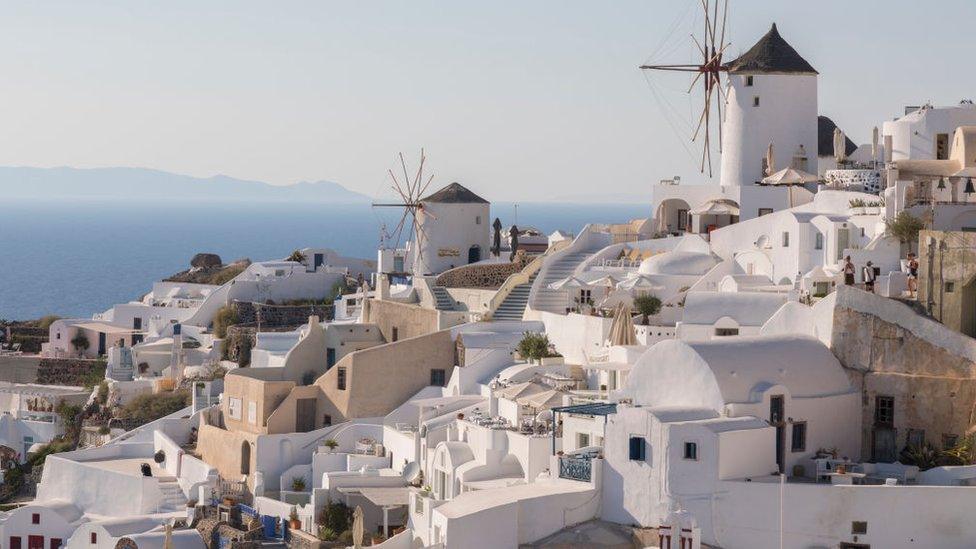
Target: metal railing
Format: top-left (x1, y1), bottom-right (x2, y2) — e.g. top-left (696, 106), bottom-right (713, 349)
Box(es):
top-left (558, 456), bottom-right (592, 482)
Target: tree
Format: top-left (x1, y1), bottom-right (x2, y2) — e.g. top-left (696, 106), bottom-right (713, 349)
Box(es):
top-left (287, 250), bottom-right (307, 263)
top-left (212, 305), bottom-right (238, 339)
top-left (517, 332), bottom-right (553, 361)
top-left (886, 211), bottom-right (925, 253)
top-left (70, 333), bottom-right (90, 352)
top-left (317, 499), bottom-right (353, 534)
top-left (633, 294), bottom-right (662, 325)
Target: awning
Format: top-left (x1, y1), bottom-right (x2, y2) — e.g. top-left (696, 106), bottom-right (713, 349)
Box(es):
top-left (548, 276), bottom-right (590, 290)
top-left (617, 275), bottom-right (665, 292)
top-left (760, 167), bottom-right (819, 186)
top-left (690, 198), bottom-right (740, 216)
top-left (356, 487), bottom-right (410, 508)
top-left (73, 322), bottom-right (138, 334)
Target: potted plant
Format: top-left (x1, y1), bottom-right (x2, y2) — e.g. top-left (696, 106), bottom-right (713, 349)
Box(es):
top-left (456, 412), bottom-right (465, 420)
top-left (633, 294), bottom-right (662, 326)
top-left (288, 507), bottom-right (301, 530)
top-left (291, 476), bottom-right (307, 492)
top-left (323, 439), bottom-right (339, 453)
top-left (848, 198), bottom-right (866, 215)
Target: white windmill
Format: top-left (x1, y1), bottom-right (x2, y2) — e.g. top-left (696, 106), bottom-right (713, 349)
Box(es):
top-left (372, 150), bottom-right (437, 275)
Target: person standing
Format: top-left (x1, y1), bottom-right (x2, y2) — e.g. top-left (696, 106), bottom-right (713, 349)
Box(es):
top-left (843, 256), bottom-right (856, 286)
top-left (907, 252), bottom-right (919, 297)
top-left (863, 261), bottom-right (877, 293)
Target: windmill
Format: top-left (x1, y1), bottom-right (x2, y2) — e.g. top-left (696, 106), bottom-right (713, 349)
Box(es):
top-left (640, 0), bottom-right (731, 177)
top-left (372, 149), bottom-right (437, 274)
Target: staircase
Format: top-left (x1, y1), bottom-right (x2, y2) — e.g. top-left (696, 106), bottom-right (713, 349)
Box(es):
top-left (492, 273), bottom-right (537, 321)
top-left (157, 477), bottom-right (187, 511)
top-left (431, 286), bottom-right (455, 311)
top-left (530, 251), bottom-right (597, 314)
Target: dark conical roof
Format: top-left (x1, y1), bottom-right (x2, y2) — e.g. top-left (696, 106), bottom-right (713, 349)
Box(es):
top-left (723, 23), bottom-right (817, 75)
top-left (421, 182), bottom-right (489, 204)
top-left (818, 116), bottom-right (857, 157)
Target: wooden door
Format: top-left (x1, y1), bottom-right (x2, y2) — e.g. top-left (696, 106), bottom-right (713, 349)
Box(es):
top-left (10, 536), bottom-right (21, 549)
top-left (50, 538), bottom-right (62, 549)
top-left (296, 398), bottom-right (316, 433)
top-left (28, 535), bottom-right (44, 549)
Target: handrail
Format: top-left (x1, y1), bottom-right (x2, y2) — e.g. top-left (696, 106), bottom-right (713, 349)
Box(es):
top-left (484, 247), bottom-right (559, 320)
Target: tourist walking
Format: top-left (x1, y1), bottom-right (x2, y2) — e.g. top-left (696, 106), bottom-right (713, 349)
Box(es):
top-left (863, 261), bottom-right (877, 293)
top-left (907, 252), bottom-right (919, 297)
top-left (843, 256), bottom-right (855, 286)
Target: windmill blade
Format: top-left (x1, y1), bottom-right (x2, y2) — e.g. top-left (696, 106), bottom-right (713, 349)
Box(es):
top-left (418, 172), bottom-right (435, 199)
top-left (691, 33), bottom-right (706, 58)
top-left (692, 83), bottom-right (714, 142)
top-left (411, 148), bottom-right (426, 200)
top-left (399, 152), bottom-right (412, 200)
top-left (715, 76), bottom-right (725, 152)
top-left (389, 168), bottom-right (407, 200)
top-left (686, 70), bottom-right (704, 94)
top-left (718, 0), bottom-right (729, 53)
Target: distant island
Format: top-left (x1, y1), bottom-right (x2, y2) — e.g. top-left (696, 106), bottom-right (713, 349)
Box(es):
top-left (0, 166), bottom-right (372, 203)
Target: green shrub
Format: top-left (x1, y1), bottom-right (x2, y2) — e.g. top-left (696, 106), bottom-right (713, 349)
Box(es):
top-left (287, 250), bottom-right (307, 263)
top-left (317, 499), bottom-right (353, 534)
top-left (212, 305), bottom-right (239, 339)
top-left (96, 381), bottom-right (109, 405)
top-left (329, 278), bottom-right (350, 301)
top-left (886, 211), bottom-right (925, 252)
top-left (317, 527), bottom-right (337, 541)
top-left (118, 391), bottom-right (191, 425)
top-left (37, 315), bottom-right (61, 330)
top-left (517, 332), bottom-right (554, 361)
top-left (207, 263), bottom-right (247, 285)
top-left (70, 333), bottom-right (90, 351)
top-left (633, 294), bottom-right (662, 325)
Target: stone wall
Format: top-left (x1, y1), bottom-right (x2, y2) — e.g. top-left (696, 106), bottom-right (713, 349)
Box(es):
top-left (364, 300), bottom-right (441, 343)
top-left (233, 301), bottom-right (333, 327)
top-left (918, 230), bottom-right (976, 338)
top-left (35, 357), bottom-right (105, 386)
top-left (829, 286), bottom-right (976, 460)
top-left (434, 252), bottom-right (527, 289)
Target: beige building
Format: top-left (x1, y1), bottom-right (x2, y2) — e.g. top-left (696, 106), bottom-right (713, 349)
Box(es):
top-left (917, 230), bottom-right (976, 338)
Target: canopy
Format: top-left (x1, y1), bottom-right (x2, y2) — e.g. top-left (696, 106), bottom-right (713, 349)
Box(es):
top-left (761, 167), bottom-right (819, 186)
top-left (548, 276), bottom-right (589, 290)
top-left (357, 487), bottom-right (410, 507)
top-left (607, 303), bottom-right (637, 346)
top-left (690, 198), bottom-right (740, 216)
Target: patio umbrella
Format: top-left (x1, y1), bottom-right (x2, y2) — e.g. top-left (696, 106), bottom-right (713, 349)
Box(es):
top-left (765, 142), bottom-right (775, 176)
top-left (352, 505), bottom-right (365, 548)
top-left (359, 281), bottom-right (371, 323)
top-left (761, 167), bottom-right (819, 208)
top-left (163, 523), bottom-right (173, 549)
top-left (617, 275), bottom-right (665, 292)
top-left (548, 276), bottom-right (589, 290)
top-left (588, 274), bottom-right (620, 288)
top-left (607, 303), bottom-right (637, 346)
top-left (689, 198), bottom-right (740, 216)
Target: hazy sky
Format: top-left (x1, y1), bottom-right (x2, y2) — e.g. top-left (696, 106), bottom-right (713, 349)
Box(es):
top-left (2, 1), bottom-right (974, 202)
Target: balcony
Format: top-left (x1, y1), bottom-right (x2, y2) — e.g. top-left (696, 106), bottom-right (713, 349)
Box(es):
top-left (558, 456), bottom-right (592, 482)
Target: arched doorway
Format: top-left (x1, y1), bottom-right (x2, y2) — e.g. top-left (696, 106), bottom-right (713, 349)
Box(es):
top-left (655, 199), bottom-right (691, 234)
top-left (240, 442), bottom-right (251, 475)
top-left (467, 246), bottom-right (481, 264)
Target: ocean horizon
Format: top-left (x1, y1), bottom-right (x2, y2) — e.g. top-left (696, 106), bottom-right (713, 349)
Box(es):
top-left (0, 199), bottom-right (650, 320)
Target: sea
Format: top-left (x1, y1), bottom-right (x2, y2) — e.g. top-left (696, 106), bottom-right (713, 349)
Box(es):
top-left (0, 200), bottom-right (650, 320)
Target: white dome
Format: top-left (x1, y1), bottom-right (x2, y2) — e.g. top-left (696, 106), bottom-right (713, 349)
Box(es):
top-left (638, 251), bottom-right (719, 276)
top-left (624, 335), bottom-right (852, 410)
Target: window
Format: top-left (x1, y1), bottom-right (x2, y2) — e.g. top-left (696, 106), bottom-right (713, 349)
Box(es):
top-left (683, 441), bottom-right (698, 460)
top-left (430, 369), bottom-right (446, 387)
top-left (946, 282), bottom-right (955, 293)
top-left (851, 521), bottom-right (868, 535)
top-left (758, 207), bottom-right (773, 217)
top-left (32, 513), bottom-right (40, 524)
top-left (814, 233), bottom-right (824, 250)
top-left (337, 367), bottom-right (347, 391)
top-left (11, 536), bottom-right (21, 549)
top-left (791, 422), bottom-right (807, 452)
top-left (577, 433), bottom-right (590, 449)
top-left (629, 436), bottom-right (646, 461)
top-left (936, 133), bottom-right (950, 160)
top-left (476, 216), bottom-right (481, 225)
top-left (745, 75), bottom-right (754, 87)
top-left (133, 317), bottom-right (142, 330)
top-left (715, 328), bottom-right (739, 337)
top-left (247, 401), bottom-right (257, 425)
top-left (579, 289), bottom-right (592, 304)
top-left (677, 209), bottom-right (689, 231)
top-left (907, 428), bottom-right (925, 448)
top-left (753, 96), bottom-right (760, 107)
top-left (322, 414), bottom-right (332, 426)
top-left (391, 327), bottom-right (399, 342)
top-left (874, 396), bottom-right (894, 426)
top-left (275, 269), bottom-right (285, 276)
top-left (227, 398), bottom-right (242, 420)
top-left (781, 231), bottom-right (790, 247)
top-left (91, 533), bottom-right (97, 544)
top-left (943, 433), bottom-right (959, 450)
top-left (326, 348), bottom-right (336, 369)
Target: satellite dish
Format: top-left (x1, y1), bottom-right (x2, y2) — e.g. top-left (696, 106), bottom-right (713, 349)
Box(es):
top-left (402, 462), bottom-right (421, 483)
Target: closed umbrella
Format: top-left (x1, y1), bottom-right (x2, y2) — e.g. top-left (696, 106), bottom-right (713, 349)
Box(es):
top-left (607, 303), bottom-right (637, 346)
top-left (352, 506), bottom-right (365, 549)
top-left (765, 142), bottom-right (775, 176)
top-left (872, 126), bottom-right (879, 163)
top-left (834, 128), bottom-right (847, 164)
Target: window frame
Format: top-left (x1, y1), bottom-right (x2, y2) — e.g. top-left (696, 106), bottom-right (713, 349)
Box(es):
top-left (791, 421), bottom-right (807, 453)
top-left (682, 441), bottom-right (699, 461)
top-left (337, 367), bottom-right (347, 391)
top-left (430, 369), bottom-right (446, 387)
top-left (874, 395), bottom-right (894, 427)
top-left (782, 231), bottom-right (790, 247)
top-left (629, 436), bottom-right (647, 461)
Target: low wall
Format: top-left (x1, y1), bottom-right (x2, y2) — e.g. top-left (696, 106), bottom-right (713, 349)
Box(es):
top-left (434, 259), bottom-right (524, 290)
top-left (233, 301), bottom-right (333, 326)
top-left (36, 358), bottom-right (105, 386)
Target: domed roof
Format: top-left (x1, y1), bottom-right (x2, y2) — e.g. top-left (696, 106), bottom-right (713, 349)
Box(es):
top-left (638, 251), bottom-right (719, 276)
top-left (624, 335), bottom-right (852, 410)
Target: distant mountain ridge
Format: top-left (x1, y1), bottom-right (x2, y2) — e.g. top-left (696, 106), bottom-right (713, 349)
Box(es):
top-left (0, 166), bottom-right (371, 203)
